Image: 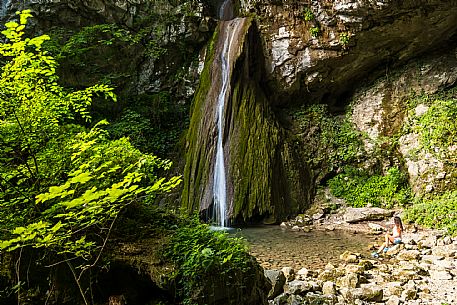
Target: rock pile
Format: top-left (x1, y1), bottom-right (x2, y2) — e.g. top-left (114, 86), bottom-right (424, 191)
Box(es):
top-left (265, 232), bottom-right (457, 305)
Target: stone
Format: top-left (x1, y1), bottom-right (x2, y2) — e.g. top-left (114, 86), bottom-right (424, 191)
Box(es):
top-left (291, 225), bottom-right (300, 232)
top-left (419, 236), bottom-right (437, 248)
top-left (286, 280), bottom-right (313, 295)
top-left (340, 251), bottom-right (359, 263)
top-left (343, 208), bottom-right (394, 223)
top-left (264, 270), bottom-right (286, 299)
top-left (386, 282), bottom-right (404, 297)
top-left (296, 268), bottom-right (317, 279)
top-left (304, 292), bottom-right (336, 304)
top-left (430, 270), bottom-right (453, 280)
top-left (312, 212), bottom-right (324, 220)
top-left (358, 260), bottom-right (373, 271)
top-left (280, 222), bottom-right (287, 228)
top-left (336, 273), bottom-right (359, 288)
top-left (385, 243), bottom-right (404, 256)
top-left (401, 287), bottom-right (418, 300)
top-left (287, 294), bottom-right (304, 305)
top-left (345, 264), bottom-right (365, 275)
top-left (432, 244), bottom-right (457, 257)
top-left (281, 267), bottom-right (295, 282)
top-left (386, 295), bottom-right (401, 305)
top-left (318, 270), bottom-right (337, 282)
top-left (322, 281), bottom-right (336, 296)
top-left (397, 250), bottom-right (420, 261)
top-left (352, 286), bottom-right (384, 302)
top-left (368, 223), bottom-right (384, 231)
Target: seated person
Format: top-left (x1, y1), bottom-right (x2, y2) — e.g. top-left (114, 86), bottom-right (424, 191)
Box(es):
top-left (372, 216), bottom-right (403, 258)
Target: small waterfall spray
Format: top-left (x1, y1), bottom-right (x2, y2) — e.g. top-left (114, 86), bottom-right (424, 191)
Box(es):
top-left (212, 0), bottom-right (237, 227)
top-left (0, 0), bottom-right (11, 18)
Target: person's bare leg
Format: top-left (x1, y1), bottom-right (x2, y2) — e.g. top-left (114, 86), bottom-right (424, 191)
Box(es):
top-left (377, 242), bottom-right (387, 253)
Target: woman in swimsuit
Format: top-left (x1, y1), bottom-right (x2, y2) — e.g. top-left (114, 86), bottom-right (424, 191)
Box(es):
top-left (372, 216), bottom-right (403, 258)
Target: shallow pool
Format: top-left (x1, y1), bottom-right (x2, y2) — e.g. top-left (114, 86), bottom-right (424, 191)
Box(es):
top-left (234, 226), bottom-right (377, 270)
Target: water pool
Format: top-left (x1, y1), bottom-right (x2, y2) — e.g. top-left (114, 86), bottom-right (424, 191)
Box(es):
top-left (234, 226), bottom-right (378, 270)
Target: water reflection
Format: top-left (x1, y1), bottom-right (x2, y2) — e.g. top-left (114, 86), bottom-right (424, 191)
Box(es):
top-left (234, 226), bottom-right (377, 270)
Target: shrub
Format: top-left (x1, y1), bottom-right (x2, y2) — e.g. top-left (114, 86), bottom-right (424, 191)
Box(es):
top-left (405, 191), bottom-right (457, 235)
top-left (163, 217), bottom-right (253, 304)
top-left (328, 167), bottom-right (411, 208)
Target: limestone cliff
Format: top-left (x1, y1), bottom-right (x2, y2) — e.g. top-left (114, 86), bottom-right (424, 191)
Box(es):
top-left (240, 0), bottom-right (457, 105)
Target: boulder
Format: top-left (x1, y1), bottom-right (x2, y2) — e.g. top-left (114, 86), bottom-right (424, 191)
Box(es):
top-left (357, 260), bottom-right (373, 271)
top-left (286, 280), bottom-right (314, 295)
top-left (341, 286), bottom-right (383, 303)
top-left (368, 223), bottom-right (384, 231)
top-left (264, 270), bottom-right (286, 299)
top-left (336, 273), bottom-right (359, 289)
top-left (281, 267), bottom-right (295, 282)
top-left (343, 208), bottom-right (394, 223)
top-left (386, 295), bottom-right (401, 305)
top-left (322, 281), bottom-right (336, 296)
top-left (432, 244), bottom-right (457, 257)
top-left (429, 270), bottom-right (453, 280)
top-left (340, 251), bottom-right (359, 263)
top-left (345, 264), bottom-right (365, 275)
top-left (386, 244), bottom-right (404, 256)
top-left (296, 268), bottom-right (317, 279)
top-left (401, 287), bottom-right (418, 301)
top-left (386, 282), bottom-right (404, 297)
top-left (396, 250), bottom-right (420, 261)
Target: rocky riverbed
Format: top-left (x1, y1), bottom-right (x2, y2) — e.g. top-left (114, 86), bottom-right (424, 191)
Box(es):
top-left (259, 208), bottom-right (457, 305)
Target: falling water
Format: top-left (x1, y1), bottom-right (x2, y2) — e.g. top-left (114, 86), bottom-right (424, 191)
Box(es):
top-left (212, 0), bottom-right (237, 227)
top-left (0, 0), bottom-right (11, 18)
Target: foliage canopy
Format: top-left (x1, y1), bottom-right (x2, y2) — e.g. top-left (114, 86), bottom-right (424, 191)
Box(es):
top-left (0, 11), bottom-right (181, 304)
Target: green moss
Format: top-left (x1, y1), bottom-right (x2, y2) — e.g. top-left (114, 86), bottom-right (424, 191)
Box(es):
top-left (182, 19), bottom-right (312, 223)
top-left (181, 27), bottom-right (220, 213)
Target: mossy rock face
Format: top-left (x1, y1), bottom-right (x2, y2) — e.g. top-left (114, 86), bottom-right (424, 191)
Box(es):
top-left (182, 18), bottom-right (312, 223)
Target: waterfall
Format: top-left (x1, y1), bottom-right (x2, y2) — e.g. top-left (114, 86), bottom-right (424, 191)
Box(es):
top-left (0, 0), bottom-right (10, 18)
top-left (212, 0), bottom-right (238, 227)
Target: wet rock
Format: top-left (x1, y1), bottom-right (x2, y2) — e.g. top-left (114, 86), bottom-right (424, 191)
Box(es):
top-left (265, 270), bottom-right (286, 299)
top-left (343, 208), bottom-right (394, 223)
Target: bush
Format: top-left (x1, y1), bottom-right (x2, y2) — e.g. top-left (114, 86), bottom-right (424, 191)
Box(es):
top-left (163, 217), bottom-right (253, 304)
top-left (405, 191), bottom-right (457, 235)
top-left (328, 167), bottom-right (411, 208)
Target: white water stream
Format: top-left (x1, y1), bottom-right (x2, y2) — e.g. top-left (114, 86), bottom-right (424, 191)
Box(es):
top-left (212, 0), bottom-right (239, 227)
top-left (0, 0), bottom-right (11, 18)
